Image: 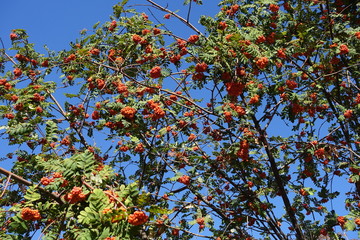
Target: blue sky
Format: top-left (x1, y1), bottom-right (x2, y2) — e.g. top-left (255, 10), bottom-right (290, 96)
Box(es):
top-left (0, 0), bottom-right (214, 51)
top-left (1, 1), bottom-right (116, 52)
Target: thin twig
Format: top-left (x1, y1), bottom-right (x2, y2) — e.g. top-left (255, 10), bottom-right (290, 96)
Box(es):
top-left (146, 0), bottom-right (203, 35)
top-left (47, 91), bottom-right (89, 148)
top-left (0, 174), bottom-right (12, 198)
top-left (163, 224), bottom-right (213, 239)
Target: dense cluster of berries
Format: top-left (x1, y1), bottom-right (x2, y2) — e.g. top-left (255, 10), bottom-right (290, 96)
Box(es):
top-left (40, 172), bottom-right (63, 186)
top-left (188, 35), bottom-right (199, 43)
top-left (127, 211), bottom-right (148, 226)
top-left (255, 57), bottom-right (269, 69)
top-left (223, 111), bottom-right (232, 122)
top-left (92, 110), bottom-right (100, 120)
top-left (218, 21), bottom-right (228, 30)
top-left (60, 135), bottom-right (71, 146)
top-left (187, 133), bottom-right (197, 141)
top-left (228, 103), bottom-right (246, 116)
top-left (132, 34), bottom-right (143, 44)
top-left (178, 175), bottom-right (191, 185)
top-left (344, 109), bottom-right (353, 118)
top-left (0, 79), bottom-right (12, 90)
top-left (40, 177), bottom-right (54, 186)
top-left (146, 100), bottom-right (165, 120)
top-left (21, 207), bottom-right (41, 221)
top-left (339, 44), bottom-right (349, 55)
top-left (64, 53), bottom-right (76, 63)
top-left (236, 140), bottom-right (249, 161)
top-left (337, 216), bottom-right (346, 228)
top-left (150, 66), bottom-right (162, 78)
top-left (286, 80), bottom-right (298, 90)
top-left (277, 49), bottom-right (287, 59)
top-left (116, 82), bottom-right (129, 96)
top-left (314, 148), bottom-right (326, 159)
top-left (64, 187), bottom-right (87, 204)
top-left (355, 32), bottom-right (360, 39)
top-left (134, 143), bottom-right (145, 153)
top-left (121, 106), bottom-right (137, 120)
top-left (249, 94), bottom-right (260, 104)
top-left (10, 32), bottom-right (18, 40)
top-left (225, 82), bottom-right (245, 97)
top-left (224, 4), bottom-right (239, 16)
top-left (269, 4), bottom-right (280, 12)
top-left (195, 62), bottom-right (208, 72)
top-left (13, 68), bottom-right (22, 77)
top-left (108, 20), bottom-right (117, 32)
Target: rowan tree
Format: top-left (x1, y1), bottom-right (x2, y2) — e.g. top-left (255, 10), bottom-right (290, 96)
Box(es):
top-left (0, 0), bottom-right (360, 239)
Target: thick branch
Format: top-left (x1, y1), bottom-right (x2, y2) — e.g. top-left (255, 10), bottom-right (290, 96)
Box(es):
top-left (0, 167), bottom-right (64, 205)
top-left (249, 115), bottom-right (305, 240)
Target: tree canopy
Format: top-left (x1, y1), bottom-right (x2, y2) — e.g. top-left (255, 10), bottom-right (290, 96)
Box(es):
top-left (0, 0), bottom-right (360, 239)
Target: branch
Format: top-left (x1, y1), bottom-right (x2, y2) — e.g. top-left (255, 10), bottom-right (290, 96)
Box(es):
top-left (46, 91), bottom-right (89, 148)
top-left (163, 224), bottom-right (213, 239)
top-left (0, 174), bottom-right (11, 198)
top-left (0, 167), bottom-right (64, 205)
top-left (187, 185), bottom-right (247, 237)
top-left (146, 0), bottom-right (203, 35)
top-left (248, 113), bottom-right (305, 240)
top-left (121, 71), bottom-right (214, 116)
top-left (290, 59), bottom-right (355, 155)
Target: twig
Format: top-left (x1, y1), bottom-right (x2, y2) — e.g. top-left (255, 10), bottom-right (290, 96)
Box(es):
top-left (4, 52), bottom-right (16, 65)
top-left (146, 0), bottom-right (203, 35)
top-left (163, 224), bottom-right (213, 239)
top-left (0, 174), bottom-right (12, 198)
top-left (47, 91), bottom-right (89, 148)
top-left (121, 71), bottom-right (214, 115)
top-left (81, 178), bottom-right (127, 209)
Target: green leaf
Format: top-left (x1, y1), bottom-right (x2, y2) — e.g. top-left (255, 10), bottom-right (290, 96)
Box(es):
top-left (7, 123), bottom-right (34, 136)
top-left (98, 227), bottom-right (111, 239)
top-left (88, 189), bottom-right (109, 211)
top-left (93, 21), bottom-right (100, 29)
top-left (24, 186), bottom-right (41, 202)
top-left (45, 120), bottom-right (59, 142)
top-left (78, 207), bottom-right (99, 225)
top-left (8, 215), bottom-right (28, 234)
top-left (63, 93), bottom-right (79, 98)
top-left (344, 220), bottom-right (356, 231)
top-left (148, 205), bottom-right (174, 215)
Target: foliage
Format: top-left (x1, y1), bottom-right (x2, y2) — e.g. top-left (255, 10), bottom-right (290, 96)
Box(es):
top-left (0, 0), bottom-right (360, 239)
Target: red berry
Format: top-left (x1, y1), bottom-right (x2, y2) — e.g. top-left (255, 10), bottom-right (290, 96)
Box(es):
top-left (10, 32), bottom-right (18, 40)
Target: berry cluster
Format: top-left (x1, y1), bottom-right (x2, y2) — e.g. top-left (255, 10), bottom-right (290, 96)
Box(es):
top-left (64, 187), bottom-right (87, 204)
top-left (149, 66), bottom-right (162, 78)
top-left (127, 211), bottom-right (148, 226)
top-left (21, 207), bottom-right (41, 221)
top-left (178, 175), bottom-right (191, 185)
top-left (146, 100), bottom-right (166, 121)
top-left (120, 106), bottom-right (137, 120)
top-left (225, 82), bottom-right (245, 97)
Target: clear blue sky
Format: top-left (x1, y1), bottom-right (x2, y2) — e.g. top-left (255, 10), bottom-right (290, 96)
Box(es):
top-left (1, 1), bottom-right (117, 51)
top-left (0, 0), bottom-right (213, 51)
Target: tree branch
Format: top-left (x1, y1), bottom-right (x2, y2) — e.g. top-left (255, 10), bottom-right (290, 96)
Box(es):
top-left (146, 0), bottom-right (203, 35)
top-left (0, 167), bottom-right (64, 205)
